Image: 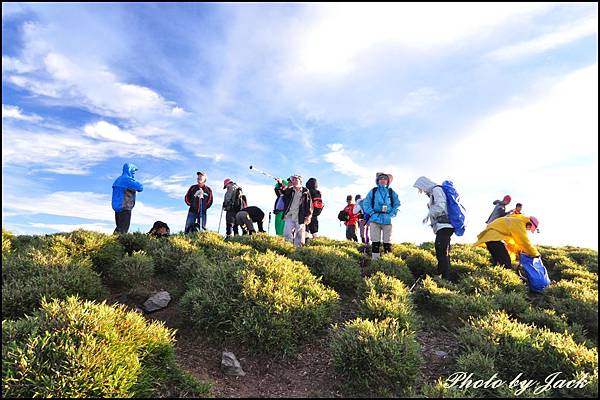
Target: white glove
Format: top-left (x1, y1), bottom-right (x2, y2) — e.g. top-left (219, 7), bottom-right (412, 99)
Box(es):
top-left (194, 189), bottom-right (204, 198)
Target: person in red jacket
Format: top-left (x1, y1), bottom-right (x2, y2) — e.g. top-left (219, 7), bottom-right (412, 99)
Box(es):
top-left (344, 195), bottom-right (359, 242)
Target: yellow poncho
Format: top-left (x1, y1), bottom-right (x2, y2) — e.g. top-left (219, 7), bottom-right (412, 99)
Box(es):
top-left (474, 214), bottom-right (540, 262)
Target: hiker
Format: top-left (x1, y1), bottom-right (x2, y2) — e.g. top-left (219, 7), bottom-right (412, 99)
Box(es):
top-left (184, 172), bottom-right (213, 233)
top-left (343, 195), bottom-right (359, 242)
top-left (486, 195), bottom-right (511, 223)
top-left (148, 221), bottom-right (170, 238)
top-left (223, 178), bottom-right (247, 237)
top-left (273, 177), bottom-right (290, 237)
top-left (509, 202), bottom-right (523, 215)
top-left (353, 194), bottom-right (369, 244)
top-left (306, 178), bottom-right (324, 241)
top-left (279, 175), bottom-right (313, 247)
top-left (235, 206), bottom-right (265, 235)
top-left (111, 162), bottom-right (143, 234)
top-left (474, 214), bottom-right (540, 269)
top-left (362, 173), bottom-right (400, 259)
top-left (413, 176), bottom-right (454, 280)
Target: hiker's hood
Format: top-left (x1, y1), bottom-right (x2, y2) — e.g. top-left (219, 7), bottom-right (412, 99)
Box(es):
top-left (375, 172), bottom-right (393, 186)
top-left (413, 176), bottom-right (437, 194)
top-left (306, 178), bottom-right (317, 190)
top-left (122, 163), bottom-right (138, 178)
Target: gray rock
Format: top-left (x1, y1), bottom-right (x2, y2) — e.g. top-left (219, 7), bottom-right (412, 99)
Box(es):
top-left (143, 291), bottom-right (171, 312)
top-left (221, 351), bottom-right (246, 376)
top-left (433, 350), bottom-right (448, 358)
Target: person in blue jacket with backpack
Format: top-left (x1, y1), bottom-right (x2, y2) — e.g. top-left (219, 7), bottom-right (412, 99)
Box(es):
top-left (413, 176), bottom-right (455, 280)
top-left (112, 162), bottom-right (144, 234)
top-left (362, 172), bottom-right (400, 260)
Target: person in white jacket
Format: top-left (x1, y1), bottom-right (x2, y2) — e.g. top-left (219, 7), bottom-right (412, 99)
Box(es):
top-left (413, 176), bottom-right (454, 280)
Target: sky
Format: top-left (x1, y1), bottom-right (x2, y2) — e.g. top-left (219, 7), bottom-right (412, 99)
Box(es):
top-left (2, 2), bottom-right (598, 249)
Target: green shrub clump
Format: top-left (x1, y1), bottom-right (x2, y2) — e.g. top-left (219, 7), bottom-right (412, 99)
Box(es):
top-left (2, 296), bottom-right (210, 398)
top-left (393, 245), bottom-right (438, 277)
top-left (359, 272), bottom-right (416, 327)
top-left (228, 232), bottom-right (295, 256)
top-left (181, 250), bottom-right (339, 354)
top-left (330, 317), bottom-right (422, 397)
top-left (363, 253), bottom-right (416, 286)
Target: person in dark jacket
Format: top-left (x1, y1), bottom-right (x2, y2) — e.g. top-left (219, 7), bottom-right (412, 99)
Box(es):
top-left (305, 178), bottom-right (323, 240)
top-left (235, 206), bottom-right (265, 235)
top-left (184, 172), bottom-right (213, 233)
top-left (278, 175), bottom-right (313, 247)
top-left (148, 221), bottom-right (170, 238)
top-left (486, 195), bottom-right (511, 223)
top-left (112, 162), bottom-right (143, 234)
top-left (223, 178), bottom-right (247, 237)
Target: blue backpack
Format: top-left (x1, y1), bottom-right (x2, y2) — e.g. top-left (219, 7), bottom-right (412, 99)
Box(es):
top-left (520, 254), bottom-right (550, 293)
top-left (437, 181), bottom-right (466, 236)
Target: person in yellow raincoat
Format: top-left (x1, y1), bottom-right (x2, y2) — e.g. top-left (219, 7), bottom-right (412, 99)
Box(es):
top-left (474, 214), bottom-right (540, 269)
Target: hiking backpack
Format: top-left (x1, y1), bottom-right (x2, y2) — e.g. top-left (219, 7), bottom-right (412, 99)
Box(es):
top-left (434, 181), bottom-right (466, 236)
top-left (520, 254), bottom-right (550, 293)
top-left (226, 187), bottom-right (245, 212)
top-left (337, 209), bottom-right (349, 222)
top-left (312, 197), bottom-right (324, 217)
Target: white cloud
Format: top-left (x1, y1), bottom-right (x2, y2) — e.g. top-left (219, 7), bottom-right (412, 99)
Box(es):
top-left (323, 143), bottom-right (371, 179)
top-left (144, 175), bottom-right (193, 199)
top-left (30, 222), bottom-right (115, 234)
top-left (84, 121), bottom-right (138, 144)
top-left (2, 104), bottom-right (42, 122)
top-left (488, 14), bottom-right (598, 61)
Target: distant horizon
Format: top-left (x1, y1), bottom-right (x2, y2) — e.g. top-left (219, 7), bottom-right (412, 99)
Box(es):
top-left (2, 3), bottom-right (598, 250)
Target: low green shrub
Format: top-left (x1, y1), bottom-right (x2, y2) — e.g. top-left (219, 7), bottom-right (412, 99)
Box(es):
top-left (229, 232), bottom-right (294, 256)
top-left (393, 246), bottom-right (438, 277)
top-left (117, 231), bottom-right (153, 255)
top-left (359, 272), bottom-right (416, 327)
top-left (2, 296), bottom-right (210, 398)
top-left (457, 311), bottom-right (597, 390)
top-left (91, 236), bottom-right (126, 277)
top-left (2, 228), bottom-right (14, 255)
top-left (292, 245), bottom-right (362, 293)
top-left (330, 317), bottom-right (422, 397)
top-left (111, 251), bottom-right (155, 293)
top-left (2, 255), bottom-right (107, 320)
top-left (181, 251), bottom-right (339, 354)
top-left (363, 253), bottom-right (416, 286)
top-left (516, 306), bottom-right (589, 345)
top-left (146, 235), bottom-right (196, 274)
top-left (189, 231), bottom-right (255, 262)
top-left (458, 266), bottom-right (526, 295)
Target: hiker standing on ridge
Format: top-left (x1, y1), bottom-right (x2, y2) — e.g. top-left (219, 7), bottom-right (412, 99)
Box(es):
top-left (306, 178), bottom-right (324, 242)
top-left (413, 176), bottom-right (454, 280)
top-left (474, 214), bottom-right (540, 269)
top-left (280, 175), bottom-right (313, 247)
top-left (486, 195), bottom-right (511, 223)
top-left (112, 162), bottom-right (143, 234)
top-left (184, 172), bottom-right (213, 233)
top-left (223, 178), bottom-right (247, 237)
top-left (353, 194), bottom-right (369, 245)
top-left (362, 173), bottom-right (400, 260)
top-left (273, 177), bottom-right (290, 237)
top-left (508, 202), bottom-right (523, 215)
top-left (343, 195), bottom-right (359, 242)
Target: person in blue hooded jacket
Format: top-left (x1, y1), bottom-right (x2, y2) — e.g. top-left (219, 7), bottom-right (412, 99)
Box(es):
top-left (112, 163), bottom-right (143, 234)
top-left (362, 172), bottom-right (400, 260)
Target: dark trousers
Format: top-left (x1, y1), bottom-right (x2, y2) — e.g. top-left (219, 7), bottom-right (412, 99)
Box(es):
top-left (225, 210), bottom-right (240, 236)
top-left (307, 216), bottom-right (319, 234)
top-left (346, 224), bottom-right (358, 242)
top-left (435, 228), bottom-right (454, 279)
top-left (485, 241), bottom-right (512, 268)
top-left (114, 210), bottom-right (131, 234)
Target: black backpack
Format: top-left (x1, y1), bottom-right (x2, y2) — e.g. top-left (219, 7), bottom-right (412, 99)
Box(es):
top-left (370, 187), bottom-right (395, 209)
top-left (227, 187), bottom-right (245, 212)
top-left (338, 209), bottom-right (349, 222)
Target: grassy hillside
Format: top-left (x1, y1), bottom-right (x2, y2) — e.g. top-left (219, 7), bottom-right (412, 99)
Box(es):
top-left (2, 229), bottom-right (598, 398)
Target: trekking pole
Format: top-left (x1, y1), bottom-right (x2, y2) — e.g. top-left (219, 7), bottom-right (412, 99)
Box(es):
top-left (268, 212), bottom-right (272, 234)
top-left (409, 277), bottom-right (422, 292)
top-left (217, 205), bottom-right (224, 234)
top-left (249, 165), bottom-right (277, 180)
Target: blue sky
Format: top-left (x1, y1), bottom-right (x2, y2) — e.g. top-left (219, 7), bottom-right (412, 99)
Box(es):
top-left (2, 3), bottom-right (598, 249)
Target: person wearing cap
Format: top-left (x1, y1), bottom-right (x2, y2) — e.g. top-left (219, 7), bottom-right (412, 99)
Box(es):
top-left (413, 176), bottom-right (454, 280)
top-left (362, 173), bottom-right (400, 259)
top-left (343, 195), bottom-right (359, 242)
top-left (112, 162), bottom-right (144, 234)
top-left (474, 214), bottom-right (540, 269)
top-left (280, 175), bottom-right (313, 247)
top-left (353, 194), bottom-right (369, 245)
top-left (223, 178), bottom-right (247, 237)
top-left (486, 195), bottom-right (512, 224)
top-left (184, 172), bottom-right (214, 233)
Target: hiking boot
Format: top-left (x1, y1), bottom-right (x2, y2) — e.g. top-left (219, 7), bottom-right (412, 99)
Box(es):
top-left (371, 252), bottom-right (381, 260)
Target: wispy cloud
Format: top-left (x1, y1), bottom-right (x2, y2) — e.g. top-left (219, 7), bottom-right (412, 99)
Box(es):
top-left (487, 14), bottom-right (598, 61)
top-left (2, 104), bottom-right (42, 122)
